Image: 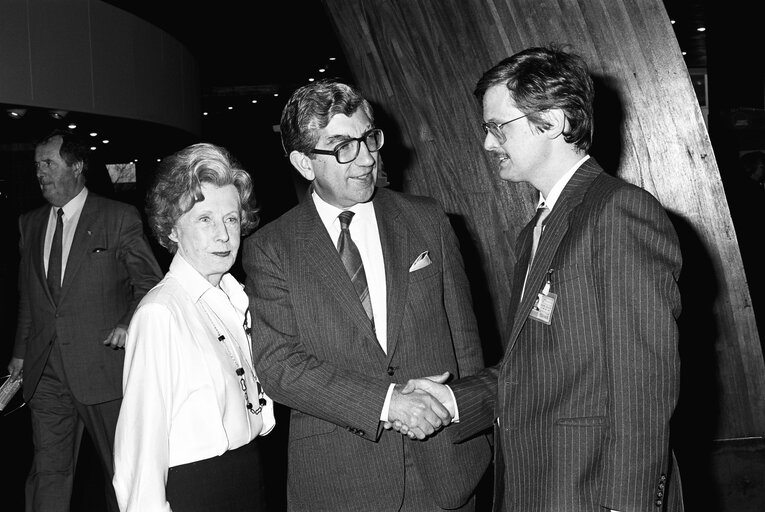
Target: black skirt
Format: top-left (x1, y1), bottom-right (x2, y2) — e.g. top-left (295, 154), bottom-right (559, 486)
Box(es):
top-left (165, 439), bottom-right (267, 511)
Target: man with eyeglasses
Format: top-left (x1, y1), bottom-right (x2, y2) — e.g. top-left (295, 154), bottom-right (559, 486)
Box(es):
top-left (399, 45), bottom-right (684, 511)
top-left (242, 79), bottom-right (491, 511)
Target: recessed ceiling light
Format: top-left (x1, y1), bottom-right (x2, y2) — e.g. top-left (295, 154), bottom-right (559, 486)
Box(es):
top-left (251, 99), bottom-right (258, 104)
top-left (682, 51), bottom-right (687, 56)
top-left (68, 123), bottom-right (77, 129)
top-left (228, 106), bottom-right (233, 110)
top-left (329, 57), bottom-right (336, 61)
top-left (319, 68), bottom-right (326, 73)
top-left (274, 93), bottom-right (279, 97)
top-left (697, 27), bottom-right (706, 32)
top-left (156, 158), bottom-right (161, 162)
top-left (308, 78), bottom-right (315, 82)
top-left (89, 132), bottom-right (98, 137)
top-left (90, 146), bottom-right (97, 150)
top-left (102, 140), bottom-right (109, 144)
top-left (203, 112), bottom-right (208, 116)
top-left (670, 19), bottom-right (675, 25)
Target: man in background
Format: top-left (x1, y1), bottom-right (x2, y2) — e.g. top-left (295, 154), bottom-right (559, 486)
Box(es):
top-left (244, 79), bottom-right (491, 511)
top-left (402, 45), bottom-right (684, 511)
top-left (7, 129), bottom-right (162, 512)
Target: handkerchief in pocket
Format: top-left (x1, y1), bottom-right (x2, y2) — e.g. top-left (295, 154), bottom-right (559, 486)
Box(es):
top-left (409, 251), bottom-right (432, 272)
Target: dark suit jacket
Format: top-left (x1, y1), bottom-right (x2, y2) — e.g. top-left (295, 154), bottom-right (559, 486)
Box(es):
top-left (450, 159), bottom-right (684, 512)
top-left (244, 187), bottom-right (492, 511)
top-left (13, 191), bottom-right (162, 404)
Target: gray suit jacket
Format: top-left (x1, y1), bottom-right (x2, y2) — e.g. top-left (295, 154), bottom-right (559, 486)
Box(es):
top-left (13, 192), bottom-right (162, 404)
top-left (451, 159), bottom-right (684, 511)
top-left (244, 187), bottom-right (491, 511)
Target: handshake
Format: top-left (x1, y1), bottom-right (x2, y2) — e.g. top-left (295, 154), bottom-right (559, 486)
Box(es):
top-left (384, 372), bottom-right (455, 440)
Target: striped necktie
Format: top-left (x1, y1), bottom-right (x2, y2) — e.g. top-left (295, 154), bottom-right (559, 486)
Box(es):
top-left (337, 211), bottom-right (375, 327)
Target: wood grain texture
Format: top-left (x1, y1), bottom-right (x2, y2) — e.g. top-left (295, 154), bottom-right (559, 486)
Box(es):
top-left (321, 0), bottom-right (765, 438)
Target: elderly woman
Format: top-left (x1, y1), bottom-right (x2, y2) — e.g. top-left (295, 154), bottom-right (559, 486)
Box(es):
top-left (112, 143), bottom-right (274, 511)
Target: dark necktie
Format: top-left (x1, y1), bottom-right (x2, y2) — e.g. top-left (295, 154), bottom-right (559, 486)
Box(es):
top-left (47, 208), bottom-right (64, 304)
top-left (337, 211), bottom-right (375, 326)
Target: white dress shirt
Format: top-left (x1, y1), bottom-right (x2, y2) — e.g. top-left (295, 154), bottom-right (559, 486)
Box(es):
top-left (43, 187), bottom-right (88, 281)
top-left (311, 192), bottom-right (398, 420)
top-left (113, 253), bottom-right (275, 512)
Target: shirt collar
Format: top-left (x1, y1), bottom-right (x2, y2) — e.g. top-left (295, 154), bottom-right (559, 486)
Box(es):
top-left (538, 155), bottom-right (590, 210)
top-left (55, 187), bottom-right (88, 218)
top-left (312, 190), bottom-right (375, 229)
top-left (167, 252), bottom-right (245, 311)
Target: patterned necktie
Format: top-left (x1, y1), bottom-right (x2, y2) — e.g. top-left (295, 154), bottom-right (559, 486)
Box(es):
top-left (529, 206), bottom-right (551, 270)
top-left (47, 208), bottom-right (64, 304)
top-left (337, 211), bottom-right (375, 326)
top-left (521, 206), bottom-right (551, 299)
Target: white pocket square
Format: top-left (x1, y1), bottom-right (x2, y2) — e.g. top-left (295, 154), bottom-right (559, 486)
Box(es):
top-left (409, 251), bottom-right (432, 272)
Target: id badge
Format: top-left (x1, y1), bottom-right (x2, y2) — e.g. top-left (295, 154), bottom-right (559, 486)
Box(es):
top-left (529, 292), bottom-right (557, 324)
top-left (529, 269), bottom-right (557, 324)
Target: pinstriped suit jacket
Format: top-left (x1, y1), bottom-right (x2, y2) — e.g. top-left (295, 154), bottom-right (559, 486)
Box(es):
top-left (244, 187), bottom-right (491, 511)
top-left (13, 192), bottom-right (162, 404)
top-left (450, 159), bottom-right (684, 512)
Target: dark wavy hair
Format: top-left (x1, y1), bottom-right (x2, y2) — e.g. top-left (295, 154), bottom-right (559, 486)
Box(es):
top-left (147, 143), bottom-right (259, 253)
top-left (474, 44), bottom-right (594, 152)
top-left (280, 78), bottom-right (374, 155)
top-left (37, 129), bottom-right (90, 174)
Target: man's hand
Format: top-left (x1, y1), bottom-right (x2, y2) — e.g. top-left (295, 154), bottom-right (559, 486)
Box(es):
top-left (385, 372), bottom-right (454, 439)
top-left (400, 372), bottom-right (455, 415)
top-left (387, 380), bottom-right (452, 440)
top-left (7, 357), bottom-right (23, 381)
top-left (102, 326), bottom-right (128, 349)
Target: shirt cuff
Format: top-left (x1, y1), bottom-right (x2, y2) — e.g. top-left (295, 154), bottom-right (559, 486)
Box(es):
top-left (380, 383), bottom-right (396, 421)
top-left (446, 385), bottom-right (459, 422)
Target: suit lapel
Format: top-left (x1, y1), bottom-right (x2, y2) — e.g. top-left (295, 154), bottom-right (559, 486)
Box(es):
top-left (29, 207), bottom-right (55, 305)
top-left (505, 159), bottom-right (603, 353)
top-left (373, 190), bottom-right (409, 363)
top-left (59, 193), bottom-right (97, 303)
top-left (297, 195), bottom-right (381, 347)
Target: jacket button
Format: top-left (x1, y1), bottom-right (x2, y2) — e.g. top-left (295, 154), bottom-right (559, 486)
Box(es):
top-left (655, 500), bottom-right (663, 507)
top-left (387, 366), bottom-right (395, 376)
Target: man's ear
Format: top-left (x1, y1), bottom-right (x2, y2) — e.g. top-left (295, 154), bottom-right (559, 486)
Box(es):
top-left (540, 108), bottom-right (567, 140)
top-left (73, 161), bottom-right (84, 179)
top-left (289, 151), bottom-right (315, 181)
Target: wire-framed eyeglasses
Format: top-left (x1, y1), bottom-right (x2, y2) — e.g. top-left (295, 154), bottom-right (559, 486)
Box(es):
top-left (310, 128), bottom-right (384, 164)
top-left (481, 113), bottom-right (531, 144)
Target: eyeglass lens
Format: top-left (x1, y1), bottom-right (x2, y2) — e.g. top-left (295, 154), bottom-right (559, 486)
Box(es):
top-left (336, 129), bottom-right (384, 163)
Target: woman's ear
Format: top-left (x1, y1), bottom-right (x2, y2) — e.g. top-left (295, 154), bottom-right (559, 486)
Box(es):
top-left (289, 151), bottom-right (315, 181)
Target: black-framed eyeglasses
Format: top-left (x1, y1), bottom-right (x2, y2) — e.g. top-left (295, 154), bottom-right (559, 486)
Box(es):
top-left (481, 113), bottom-right (531, 144)
top-left (310, 128), bottom-right (384, 164)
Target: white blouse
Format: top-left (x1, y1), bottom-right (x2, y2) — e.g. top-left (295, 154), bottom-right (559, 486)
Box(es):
top-left (113, 253), bottom-right (275, 512)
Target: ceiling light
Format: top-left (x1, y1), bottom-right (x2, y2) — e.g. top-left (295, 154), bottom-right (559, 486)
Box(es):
top-left (203, 111), bottom-right (208, 116)
top-left (228, 106), bottom-right (233, 110)
top-left (318, 68), bottom-right (326, 73)
top-left (308, 78), bottom-right (315, 82)
top-left (273, 93), bottom-right (279, 97)
top-left (89, 132), bottom-right (98, 137)
top-left (682, 51), bottom-right (687, 56)
top-left (90, 146), bottom-right (97, 150)
top-left (251, 99), bottom-right (258, 104)
top-left (329, 57), bottom-right (336, 61)
top-left (697, 27), bottom-right (706, 32)
top-left (67, 123), bottom-right (77, 129)
top-left (7, 108), bottom-right (26, 119)
top-left (50, 110), bottom-right (68, 120)
top-left (670, 19), bottom-right (675, 25)
top-left (102, 139), bottom-right (109, 144)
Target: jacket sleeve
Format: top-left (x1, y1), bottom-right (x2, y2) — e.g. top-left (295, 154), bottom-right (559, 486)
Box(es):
top-left (244, 234), bottom-right (391, 441)
top-left (115, 205), bottom-right (162, 327)
top-left (596, 187), bottom-right (682, 510)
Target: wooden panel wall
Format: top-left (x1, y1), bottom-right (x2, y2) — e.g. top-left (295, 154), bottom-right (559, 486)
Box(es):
top-left (321, 0), bottom-right (765, 438)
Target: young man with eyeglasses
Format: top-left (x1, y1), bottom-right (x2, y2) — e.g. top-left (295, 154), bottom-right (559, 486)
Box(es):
top-left (400, 45), bottom-right (685, 511)
top-left (242, 79), bottom-right (491, 511)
